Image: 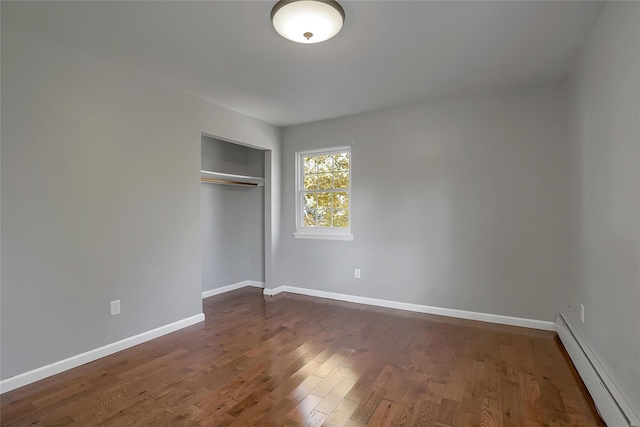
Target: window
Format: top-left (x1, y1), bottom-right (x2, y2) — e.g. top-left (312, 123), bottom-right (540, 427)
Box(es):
top-left (294, 147), bottom-right (353, 240)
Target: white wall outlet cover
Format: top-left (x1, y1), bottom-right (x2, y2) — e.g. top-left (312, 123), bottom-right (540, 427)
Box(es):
top-left (110, 300), bottom-right (121, 316)
top-left (354, 269), bottom-right (361, 279)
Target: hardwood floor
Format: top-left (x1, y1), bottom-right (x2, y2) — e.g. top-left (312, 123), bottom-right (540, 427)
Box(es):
top-left (1, 288), bottom-right (603, 426)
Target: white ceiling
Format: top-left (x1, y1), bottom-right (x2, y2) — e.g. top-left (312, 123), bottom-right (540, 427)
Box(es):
top-left (3, 1), bottom-right (604, 127)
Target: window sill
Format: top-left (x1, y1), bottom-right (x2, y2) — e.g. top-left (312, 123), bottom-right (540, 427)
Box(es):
top-left (293, 232), bottom-right (354, 241)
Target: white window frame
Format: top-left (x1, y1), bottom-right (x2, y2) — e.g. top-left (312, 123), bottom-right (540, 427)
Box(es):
top-left (294, 146), bottom-right (353, 241)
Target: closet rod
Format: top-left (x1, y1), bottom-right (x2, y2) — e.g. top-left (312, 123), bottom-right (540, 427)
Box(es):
top-left (201, 177), bottom-right (259, 187)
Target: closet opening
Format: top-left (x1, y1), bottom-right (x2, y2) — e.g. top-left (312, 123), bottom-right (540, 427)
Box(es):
top-left (200, 134), bottom-right (267, 297)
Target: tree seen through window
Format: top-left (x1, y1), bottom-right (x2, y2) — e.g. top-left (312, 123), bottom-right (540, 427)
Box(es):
top-left (301, 151), bottom-right (350, 228)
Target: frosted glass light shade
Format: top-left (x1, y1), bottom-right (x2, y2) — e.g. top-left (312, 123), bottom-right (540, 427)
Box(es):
top-left (271, 0), bottom-right (345, 44)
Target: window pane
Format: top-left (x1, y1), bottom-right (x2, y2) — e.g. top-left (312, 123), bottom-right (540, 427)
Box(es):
top-left (333, 153), bottom-right (349, 171)
top-left (317, 192), bottom-right (331, 209)
top-left (318, 173), bottom-right (333, 190)
top-left (334, 172), bottom-right (349, 189)
top-left (303, 209), bottom-right (317, 227)
top-left (333, 210), bottom-right (349, 227)
top-left (299, 149), bottom-right (351, 234)
top-left (317, 155), bottom-right (332, 173)
top-left (304, 193), bottom-right (317, 209)
top-left (333, 192), bottom-right (349, 209)
top-left (317, 209), bottom-right (331, 227)
top-left (303, 174), bottom-right (318, 190)
top-left (304, 157), bottom-right (317, 174)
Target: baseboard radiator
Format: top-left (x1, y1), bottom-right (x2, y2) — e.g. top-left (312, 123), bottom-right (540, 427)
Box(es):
top-left (555, 313), bottom-right (639, 427)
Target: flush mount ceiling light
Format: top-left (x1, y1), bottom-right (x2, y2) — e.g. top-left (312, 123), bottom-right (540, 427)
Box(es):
top-left (271, 0), bottom-right (345, 44)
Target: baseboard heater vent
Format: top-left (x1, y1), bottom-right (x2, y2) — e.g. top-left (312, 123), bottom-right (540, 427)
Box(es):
top-left (555, 313), bottom-right (639, 427)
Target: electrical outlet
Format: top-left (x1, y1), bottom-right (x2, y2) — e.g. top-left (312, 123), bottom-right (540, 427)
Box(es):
top-left (580, 304), bottom-right (585, 323)
top-left (110, 300), bottom-right (121, 316)
top-left (354, 269), bottom-right (361, 279)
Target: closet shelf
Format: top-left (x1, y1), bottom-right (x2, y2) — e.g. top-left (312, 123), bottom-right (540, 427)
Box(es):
top-left (200, 170), bottom-right (264, 187)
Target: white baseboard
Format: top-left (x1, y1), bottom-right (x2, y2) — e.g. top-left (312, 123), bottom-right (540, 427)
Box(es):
top-left (202, 280), bottom-right (265, 299)
top-left (263, 286), bottom-right (555, 331)
top-left (0, 313), bottom-right (205, 394)
top-left (556, 313), bottom-right (639, 427)
top-left (262, 287), bottom-right (281, 297)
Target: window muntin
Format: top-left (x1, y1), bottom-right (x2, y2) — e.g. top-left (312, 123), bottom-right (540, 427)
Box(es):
top-left (295, 147), bottom-right (352, 240)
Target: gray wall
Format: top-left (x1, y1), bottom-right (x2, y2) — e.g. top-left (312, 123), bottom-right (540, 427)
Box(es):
top-left (278, 84), bottom-right (570, 321)
top-left (566, 2), bottom-right (640, 412)
top-left (201, 137), bottom-right (265, 291)
top-left (0, 22), bottom-right (280, 380)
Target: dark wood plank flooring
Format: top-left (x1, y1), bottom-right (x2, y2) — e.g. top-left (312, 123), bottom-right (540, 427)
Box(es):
top-left (1, 287), bottom-right (604, 426)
